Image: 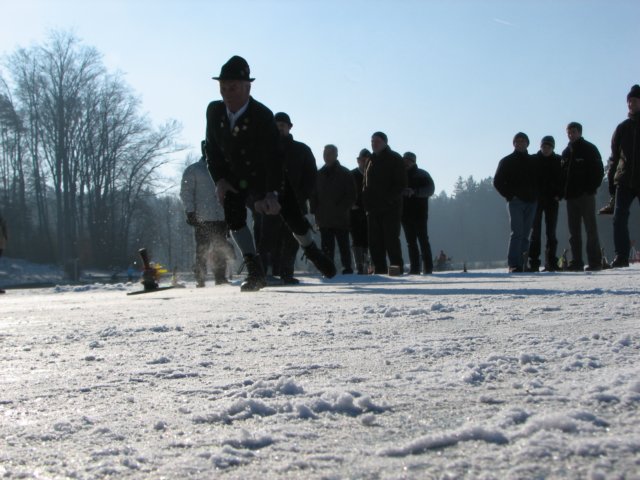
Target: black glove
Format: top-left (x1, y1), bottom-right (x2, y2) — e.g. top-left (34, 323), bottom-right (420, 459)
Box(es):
top-left (186, 211), bottom-right (199, 226)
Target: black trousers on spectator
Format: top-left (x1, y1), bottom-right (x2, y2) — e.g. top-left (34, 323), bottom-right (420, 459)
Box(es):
top-left (402, 214), bottom-right (433, 273)
top-left (367, 206), bottom-right (403, 274)
top-left (256, 213), bottom-right (299, 278)
top-left (320, 227), bottom-right (352, 271)
top-left (528, 197), bottom-right (559, 268)
top-left (350, 209), bottom-right (368, 248)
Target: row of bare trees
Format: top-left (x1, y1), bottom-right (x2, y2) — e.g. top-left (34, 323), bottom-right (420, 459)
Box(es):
top-left (0, 30), bottom-right (182, 271)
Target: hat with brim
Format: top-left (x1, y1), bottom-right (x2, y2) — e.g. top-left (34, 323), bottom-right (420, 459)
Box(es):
top-left (213, 55), bottom-right (255, 82)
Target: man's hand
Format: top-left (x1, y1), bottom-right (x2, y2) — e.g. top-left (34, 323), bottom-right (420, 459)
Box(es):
top-left (254, 192), bottom-right (281, 215)
top-left (215, 178), bottom-right (238, 204)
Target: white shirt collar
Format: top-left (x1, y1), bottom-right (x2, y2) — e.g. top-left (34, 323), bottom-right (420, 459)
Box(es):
top-left (226, 99), bottom-right (250, 130)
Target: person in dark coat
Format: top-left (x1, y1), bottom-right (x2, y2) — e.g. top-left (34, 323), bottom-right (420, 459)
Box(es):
top-left (527, 136), bottom-right (563, 272)
top-left (205, 56), bottom-right (335, 291)
top-left (180, 140), bottom-right (233, 286)
top-left (560, 122), bottom-right (604, 271)
top-left (401, 152), bottom-right (435, 274)
top-left (311, 145), bottom-right (357, 274)
top-left (350, 149), bottom-right (370, 274)
top-left (255, 112), bottom-right (317, 284)
top-left (608, 85), bottom-right (640, 268)
top-left (362, 131), bottom-right (407, 275)
top-left (493, 132), bottom-right (540, 273)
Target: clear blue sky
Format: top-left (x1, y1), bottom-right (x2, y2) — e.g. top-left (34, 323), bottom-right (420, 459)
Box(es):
top-left (1, 0), bottom-right (639, 194)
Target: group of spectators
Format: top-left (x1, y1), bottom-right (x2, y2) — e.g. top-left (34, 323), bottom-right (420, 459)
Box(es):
top-left (493, 84), bottom-right (640, 273)
top-left (180, 56), bottom-right (437, 290)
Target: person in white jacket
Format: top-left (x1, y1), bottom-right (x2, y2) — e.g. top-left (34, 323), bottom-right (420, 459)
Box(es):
top-left (180, 141), bottom-right (234, 286)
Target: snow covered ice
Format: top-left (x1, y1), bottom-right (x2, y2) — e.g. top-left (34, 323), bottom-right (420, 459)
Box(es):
top-left (1, 266), bottom-right (639, 479)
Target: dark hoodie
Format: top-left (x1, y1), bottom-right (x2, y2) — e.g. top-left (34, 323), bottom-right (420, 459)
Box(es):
top-left (560, 137), bottom-right (604, 199)
top-left (493, 150), bottom-right (540, 202)
top-left (609, 112), bottom-right (640, 192)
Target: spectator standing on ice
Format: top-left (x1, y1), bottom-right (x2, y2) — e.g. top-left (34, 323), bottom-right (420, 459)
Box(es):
top-left (493, 132), bottom-right (540, 273)
top-left (350, 149), bottom-right (370, 274)
top-left (363, 131), bottom-right (406, 275)
top-left (560, 122), bottom-right (604, 271)
top-left (606, 85), bottom-right (640, 268)
top-left (0, 212), bottom-right (7, 294)
top-left (180, 140), bottom-right (233, 286)
top-left (528, 136), bottom-right (563, 272)
top-left (205, 55), bottom-right (335, 291)
top-left (311, 144), bottom-right (357, 274)
top-left (401, 151), bottom-right (435, 274)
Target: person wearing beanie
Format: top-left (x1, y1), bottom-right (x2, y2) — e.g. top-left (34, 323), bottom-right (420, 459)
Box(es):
top-left (560, 122), bottom-right (604, 271)
top-left (493, 132), bottom-right (540, 273)
top-left (401, 152), bottom-right (436, 274)
top-left (254, 111), bottom-right (318, 285)
top-left (363, 131), bottom-right (407, 274)
top-left (605, 84), bottom-right (640, 267)
top-left (527, 136), bottom-right (563, 272)
top-left (205, 56), bottom-right (336, 291)
top-left (350, 149), bottom-right (371, 274)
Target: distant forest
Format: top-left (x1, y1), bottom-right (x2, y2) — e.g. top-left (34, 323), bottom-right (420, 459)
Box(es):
top-left (1, 31), bottom-right (639, 278)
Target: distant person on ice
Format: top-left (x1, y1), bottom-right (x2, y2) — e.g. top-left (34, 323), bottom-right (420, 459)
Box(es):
top-left (606, 85), bottom-right (640, 268)
top-left (311, 144), bottom-right (357, 274)
top-left (0, 212), bottom-right (7, 294)
top-left (560, 122), bottom-right (604, 271)
top-left (205, 55), bottom-right (335, 291)
top-left (180, 140), bottom-right (233, 287)
top-left (527, 136), bottom-right (562, 272)
top-left (350, 149), bottom-right (370, 274)
top-left (401, 151), bottom-right (435, 275)
top-left (362, 131), bottom-right (407, 275)
top-left (493, 132), bottom-right (540, 273)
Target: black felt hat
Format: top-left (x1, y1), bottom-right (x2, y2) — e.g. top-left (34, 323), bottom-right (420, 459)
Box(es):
top-left (213, 56), bottom-right (254, 82)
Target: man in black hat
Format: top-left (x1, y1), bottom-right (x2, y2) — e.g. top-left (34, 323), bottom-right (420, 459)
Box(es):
top-left (527, 136), bottom-right (562, 272)
top-left (607, 84), bottom-right (640, 267)
top-left (560, 122), bottom-right (604, 271)
top-left (493, 132), bottom-right (540, 273)
top-left (205, 56), bottom-right (335, 291)
top-left (350, 149), bottom-right (370, 274)
top-left (362, 131), bottom-right (406, 275)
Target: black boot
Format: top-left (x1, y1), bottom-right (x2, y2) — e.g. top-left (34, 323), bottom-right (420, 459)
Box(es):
top-left (303, 241), bottom-right (337, 278)
top-left (240, 254), bottom-right (267, 292)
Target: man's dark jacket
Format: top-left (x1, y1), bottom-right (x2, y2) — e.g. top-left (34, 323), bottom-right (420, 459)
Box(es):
top-left (402, 164), bottom-right (435, 220)
top-left (362, 146), bottom-right (407, 212)
top-left (280, 134), bottom-right (317, 214)
top-left (560, 137), bottom-right (604, 199)
top-left (205, 97), bottom-right (282, 198)
top-left (608, 112), bottom-right (640, 193)
top-left (535, 151), bottom-right (563, 200)
top-left (311, 161), bottom-right (356, 230)
top-left (493, 150), bottom-right (540, 202)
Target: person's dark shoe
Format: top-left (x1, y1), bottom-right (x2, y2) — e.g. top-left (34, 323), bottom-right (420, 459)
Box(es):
top-left (598, 196), bottom-right (615, 215)
top-left (584, 264), bottom-right (602, 272)
top-left (342, 268), bottom-right (353, 274)
top-left (196, 281), bottom-right (205, 288)
top-left (611, 256), bottom-right (629, 268)
top-left (303, 242), bottom-right (336, 278)
top-left (567, 262), bottom-right (584, 272)
top-left (240, 254), bottom-right (267, 292)
top-left (0, 288), bottom-right (5, 294)
top-left (408, 269), bottom-right (421, 275)
top-left (542, 264), bottom-right (558, 272)
top-left (508, 266), bottom-right (523, 273)
top-left (214, 278), bottom-right (230, 285)
top-left (281, 276), bottom-right (300, 285)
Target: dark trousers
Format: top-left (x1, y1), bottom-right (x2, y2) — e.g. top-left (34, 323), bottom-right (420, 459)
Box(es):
top-left (367, 206), bottom-right (403, 273)
top-left (566, 194), bottom-right (601, 267)
top-left (350, 208), bottom-right (368, 248)
top-left (402, 214), bottom-right (433, 273)
top-left (613, 185), bottom-right (640, 260)
top-left (256, 213), bottom-right (299, 277)
top-left (225, 177), bottom-right (310, 237)
top-left (528, 197), bottom-right (559, 268)
top-left (194, 221), bottom-right (232, 281)
top-left (320, 227), bottom-right (352, 271)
